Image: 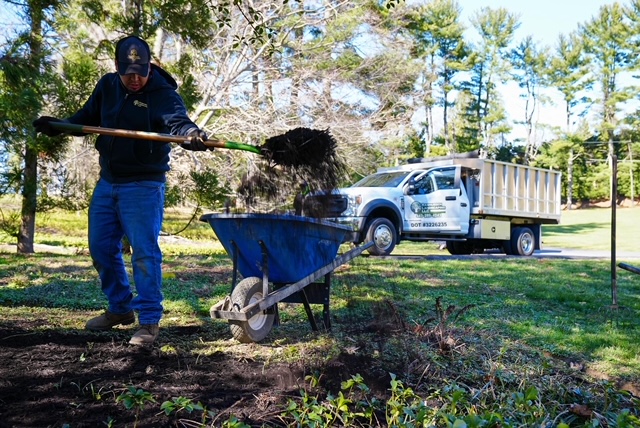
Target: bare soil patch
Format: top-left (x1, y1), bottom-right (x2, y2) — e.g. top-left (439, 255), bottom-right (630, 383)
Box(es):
top-left (0, 316), bottom-right (393, 428)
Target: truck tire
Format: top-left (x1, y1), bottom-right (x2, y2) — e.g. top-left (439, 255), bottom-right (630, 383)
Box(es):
top-left (446, 240), bottom-right (473, 255)
top-left (502, 240), bottom-right (513, 255)
top-left (510, 227), bottom-right (535, 256)
top-left (229, 277), bottom-right (274, 343)
top-left (364, 218), bottom-right (397, 256)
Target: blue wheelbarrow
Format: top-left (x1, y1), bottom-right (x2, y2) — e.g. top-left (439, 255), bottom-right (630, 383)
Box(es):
top-left (200, 213), bottom-right (372, 343)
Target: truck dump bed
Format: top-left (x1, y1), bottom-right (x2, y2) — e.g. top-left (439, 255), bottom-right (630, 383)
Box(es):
top-left (474, 160), bottom-right (561, 222)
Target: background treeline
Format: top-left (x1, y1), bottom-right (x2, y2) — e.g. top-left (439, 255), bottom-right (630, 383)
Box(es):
top-left (1, 0), bottom-right (639, 253)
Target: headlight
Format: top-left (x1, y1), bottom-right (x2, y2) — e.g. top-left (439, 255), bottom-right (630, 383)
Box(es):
top-left (342, 194), bottom-right (362, 216)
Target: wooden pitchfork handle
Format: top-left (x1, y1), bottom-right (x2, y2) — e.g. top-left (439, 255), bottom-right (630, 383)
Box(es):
top-left (50, 122), bottom-right (262, 155)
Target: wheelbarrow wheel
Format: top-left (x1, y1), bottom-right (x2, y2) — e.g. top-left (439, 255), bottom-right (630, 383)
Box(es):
top-left (229, 277), bottom-right (274, 343)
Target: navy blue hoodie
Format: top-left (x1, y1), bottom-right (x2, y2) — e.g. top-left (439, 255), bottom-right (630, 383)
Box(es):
top-left (67, 64), bottom-right (198, 183)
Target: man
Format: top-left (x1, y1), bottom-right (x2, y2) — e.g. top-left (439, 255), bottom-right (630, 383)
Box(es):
top-left (33, 35), bottom-right (210, 345)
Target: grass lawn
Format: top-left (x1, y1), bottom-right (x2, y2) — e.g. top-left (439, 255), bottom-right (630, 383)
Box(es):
top-left (0, 202), bottom-right (639, 425)
top-left (543, 206), bottom-right (639, 252)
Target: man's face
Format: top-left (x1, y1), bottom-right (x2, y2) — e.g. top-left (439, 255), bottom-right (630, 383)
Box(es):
top-left (116, 62), bottom-right (150, 93)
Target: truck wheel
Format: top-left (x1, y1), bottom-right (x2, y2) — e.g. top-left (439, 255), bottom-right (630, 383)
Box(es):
top-left (510, 227), bottom-right (535, 256)
top-left (364, 218), bottom-right (396, 256)
top-left (446, 240), bottom-right (473, 255)
top-left (229, 277), bottom-right (274, 343)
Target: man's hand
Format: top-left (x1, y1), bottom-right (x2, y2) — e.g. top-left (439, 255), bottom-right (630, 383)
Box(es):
top-left (183, 129), bottom-right (212, 151)
top-left (32, 116), bottom-right (64, 137)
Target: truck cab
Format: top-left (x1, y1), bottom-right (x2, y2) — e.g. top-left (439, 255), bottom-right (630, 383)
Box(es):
top-left (403, 166), bottom-right (470, 236)
top-left (303, 165), bottom-right (473, 255)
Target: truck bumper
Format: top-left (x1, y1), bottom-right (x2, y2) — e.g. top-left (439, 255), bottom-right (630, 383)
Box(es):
top-left (322, 217), bottom-right (364, 243)
top-left (326, 216), bottom-right (364, 231)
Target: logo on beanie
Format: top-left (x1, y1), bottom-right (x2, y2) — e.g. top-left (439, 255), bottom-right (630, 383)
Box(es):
top-left (128, 49), bottom-right (141, 62)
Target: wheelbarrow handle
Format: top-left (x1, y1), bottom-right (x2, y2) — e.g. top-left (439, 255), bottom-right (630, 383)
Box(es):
top-left (50, 122), bottom-right (262, 155)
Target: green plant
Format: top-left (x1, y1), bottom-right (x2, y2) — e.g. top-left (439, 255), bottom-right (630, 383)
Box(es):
top-left (281, 388), bottom-right (329, 426)
top-left (281, 374), bottom-right (429, 426)
top-left (276, 372), bottom-right (640, 427)
top-left (221, 415), bottom-right (251, 428)
top-left (69, 380), bottom-right (105, 401)
top-left (160, 396), bottom-right (204, 416)
top-left (386, 373), bottom-right (434, 426)
top-left (0, 208), bottom-right (21, 240)
top-left (160, 396), bottom-right (217, 427)
top-left (160, 397), bottom-right (203, 416)
top-left (116, 386), bottom-right (156, 428)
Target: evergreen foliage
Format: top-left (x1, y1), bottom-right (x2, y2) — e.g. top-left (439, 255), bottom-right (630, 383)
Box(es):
top-left (2, 0), bottom-right (640, 251)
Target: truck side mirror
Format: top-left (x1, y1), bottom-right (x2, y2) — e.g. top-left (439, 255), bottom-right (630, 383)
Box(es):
top-left (406, 178), bottom-right (416, 195)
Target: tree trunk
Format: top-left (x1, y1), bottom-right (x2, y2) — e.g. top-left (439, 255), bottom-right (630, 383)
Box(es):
top-left (424, 83), bottom-right (433, 155)
top-left (18, 145), bottom-right (37, 253)
top-left (629, 142), bottom-right (635, 207)
top-left (17, 1), bottom-right (45, 254)
top-left (123, 0), bottom-right (144, 34)
top-left (443, 87), bottom-right (450, 150)
top-left (567, 148), bottom-right (574, 210)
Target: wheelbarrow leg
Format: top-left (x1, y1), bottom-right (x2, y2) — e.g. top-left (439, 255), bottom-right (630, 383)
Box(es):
top-left (259, 240), bottom-right (280, 327)
top-left (299, 289), bottom-right (319, 331)
top-left (322, 273), bottom-right (331, 330)
top-left (272, 303), bottom-right (280, 327)
top-left (229, 240), bottom-right (240, 293)
top-left (297, 272), bottom-right (332, 332)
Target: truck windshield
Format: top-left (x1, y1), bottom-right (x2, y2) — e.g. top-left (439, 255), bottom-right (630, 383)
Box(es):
top-left (351, 171), bottom-right (409, 187)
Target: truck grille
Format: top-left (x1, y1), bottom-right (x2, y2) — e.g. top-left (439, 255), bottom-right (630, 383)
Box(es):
top-left (303, 194), bottom-right (348, 217)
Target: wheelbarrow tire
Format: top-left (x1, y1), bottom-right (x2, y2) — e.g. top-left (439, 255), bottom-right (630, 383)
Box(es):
top-left (229, 277), bottom-right (274, 343)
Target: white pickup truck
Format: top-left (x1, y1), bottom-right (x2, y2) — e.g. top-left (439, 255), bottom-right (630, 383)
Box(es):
top-left (302, 152), bottom-right (562, 256)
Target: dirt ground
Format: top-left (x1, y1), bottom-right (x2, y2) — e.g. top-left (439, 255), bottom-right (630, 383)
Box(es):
top-left (0, 316), bottom-right (393, 428)
top-left (2, 295), bottom-right (640, 428)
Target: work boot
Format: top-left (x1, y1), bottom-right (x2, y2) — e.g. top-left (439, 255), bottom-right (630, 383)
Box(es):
top-left (85, 310), bottom-right (135, 331)
top-left (129, 324), bottom-right (159, 346)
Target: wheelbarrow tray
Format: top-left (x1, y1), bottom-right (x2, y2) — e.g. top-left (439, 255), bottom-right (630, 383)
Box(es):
top-left (200, 213), bottom-right (353, 284)
top-left (208, 241), bottom-right (372, 322)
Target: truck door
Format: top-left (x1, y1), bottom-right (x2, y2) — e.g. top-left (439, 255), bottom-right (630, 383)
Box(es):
top-left (403, 166), bottom-right (470, 234)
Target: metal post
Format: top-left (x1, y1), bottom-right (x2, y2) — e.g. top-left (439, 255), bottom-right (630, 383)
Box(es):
top-left (611, 155), bottom-right (618, 308)
top-left (630, 143), bottom-right (635, 207)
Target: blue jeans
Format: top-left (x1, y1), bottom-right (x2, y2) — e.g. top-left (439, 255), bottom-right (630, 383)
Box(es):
top-left (88, 179), bottom-right (165, 325)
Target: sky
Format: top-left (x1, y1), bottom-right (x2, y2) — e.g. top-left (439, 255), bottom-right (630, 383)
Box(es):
top-left (457, 0), bottom-right (610, 47)
top-left (0, 4), bottom-right (21, 44)
top-left (454, 0), bottom-right (614, 141)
